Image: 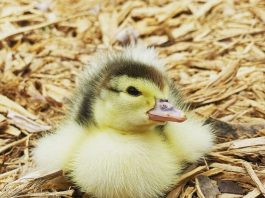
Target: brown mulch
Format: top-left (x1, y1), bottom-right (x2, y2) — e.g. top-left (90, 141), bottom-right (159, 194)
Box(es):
top-left (0, 0), bottom-right (265, 197)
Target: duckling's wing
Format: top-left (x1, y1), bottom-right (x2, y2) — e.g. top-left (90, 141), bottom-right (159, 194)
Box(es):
top-left (33, 122), bottom-right (84, 171)
top-left (164, 118), bottom-right (215, 163)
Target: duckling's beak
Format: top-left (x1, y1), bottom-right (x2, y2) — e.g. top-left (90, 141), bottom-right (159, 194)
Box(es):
top-left (147, 99), bottom-right (187, 123)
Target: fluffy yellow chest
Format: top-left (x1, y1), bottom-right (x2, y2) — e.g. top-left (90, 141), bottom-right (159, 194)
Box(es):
top-left (69, 129), bottom-right (181, 198)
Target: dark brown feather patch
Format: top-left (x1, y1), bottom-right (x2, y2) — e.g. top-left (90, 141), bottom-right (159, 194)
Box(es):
top-left (104, 58), bottom-right (165, 90)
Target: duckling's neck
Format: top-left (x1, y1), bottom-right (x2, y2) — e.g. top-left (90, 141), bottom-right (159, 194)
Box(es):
top-left (91, 122), bottom-right (157, 134)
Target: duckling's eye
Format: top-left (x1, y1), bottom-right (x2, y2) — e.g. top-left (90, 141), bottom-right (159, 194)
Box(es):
top-left (126, 86), bottom-right (141, 96)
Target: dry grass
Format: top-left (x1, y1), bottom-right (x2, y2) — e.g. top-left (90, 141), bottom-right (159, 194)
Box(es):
top-left (0, 0), bottom-right (264, 197)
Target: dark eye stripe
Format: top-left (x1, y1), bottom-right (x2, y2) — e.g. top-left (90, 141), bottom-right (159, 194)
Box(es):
top-left (126, 86), bottom-right (141, 96)
top-left (108, 87), bottom-right (120, 93)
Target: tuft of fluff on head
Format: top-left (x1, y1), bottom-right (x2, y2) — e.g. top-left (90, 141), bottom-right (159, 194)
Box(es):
top-left (122, 44), bottom-right (165, 71)
top-left (81, 44), bottom-right (165, 80)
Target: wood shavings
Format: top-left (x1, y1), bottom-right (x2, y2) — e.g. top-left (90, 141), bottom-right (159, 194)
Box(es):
top-left (43, 84), bottom-right (71, 104)
top-left (0, 169), bottom-right (65, 197)
top-left (230, 137), bottom-right (265, 149)
top-left (194, 0), bottom-right (222, 18)
top-left (219, 194), bottom-right (243, 198)
top-left (0, 95), bottom-right (37, 120)
top-left (172, 22), bottom-right (196, 39)
top-left (210, 163), bottom-right (246, 174)
top-left (217, 180), bottom-right (244, 195)
top-left (177, 166), bottom-right (207, 184)
top-left (207, 60), bottom-right (240, 88)
top-left (16, 190), bottom-right (74, 197)
top-left (242, 162), bottom-right (265, 197)
top-left (0, 136), bottom-right (28, 155)
top-left (243, 185), bottom-right (265, 198)
top-left (115, 27), bottom-right (138, 45)
top-left (250, 7), bottom-right (265, 24)
top-left (7, 111), bottom-right (51, 133)
top-left (0, 0), bottom-right (264, 197)
top-left (195, 175), bottom-right (221, 198)
top-left (5, 125), bottom-right (21, 137)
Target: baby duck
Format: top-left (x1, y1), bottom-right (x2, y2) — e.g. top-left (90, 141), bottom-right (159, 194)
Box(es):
top-left (33, 45), bottom-right (214, 198)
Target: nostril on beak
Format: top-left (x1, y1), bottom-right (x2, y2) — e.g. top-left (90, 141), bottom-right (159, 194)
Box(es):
top-left (161, 104), bottom-right (167, 110)
top-left (159, 99), bottom-right (169, 102)
top-left (157, 99), bottom-right (174, 111)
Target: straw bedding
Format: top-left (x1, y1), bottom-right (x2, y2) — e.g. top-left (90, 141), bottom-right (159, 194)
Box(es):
top-left (0, 0), bottom-right (264, 197)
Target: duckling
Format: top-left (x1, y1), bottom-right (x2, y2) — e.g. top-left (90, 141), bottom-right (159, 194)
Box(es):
top-left (33, 44), bottom-right (215, 198)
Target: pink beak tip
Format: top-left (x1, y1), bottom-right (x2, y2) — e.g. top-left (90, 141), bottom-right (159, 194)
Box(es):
top-left (147, 99), bottom-right (187, 123)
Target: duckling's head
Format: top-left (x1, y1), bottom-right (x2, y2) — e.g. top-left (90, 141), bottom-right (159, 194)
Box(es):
top-left (73, 45), bottom-right (186, 132)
